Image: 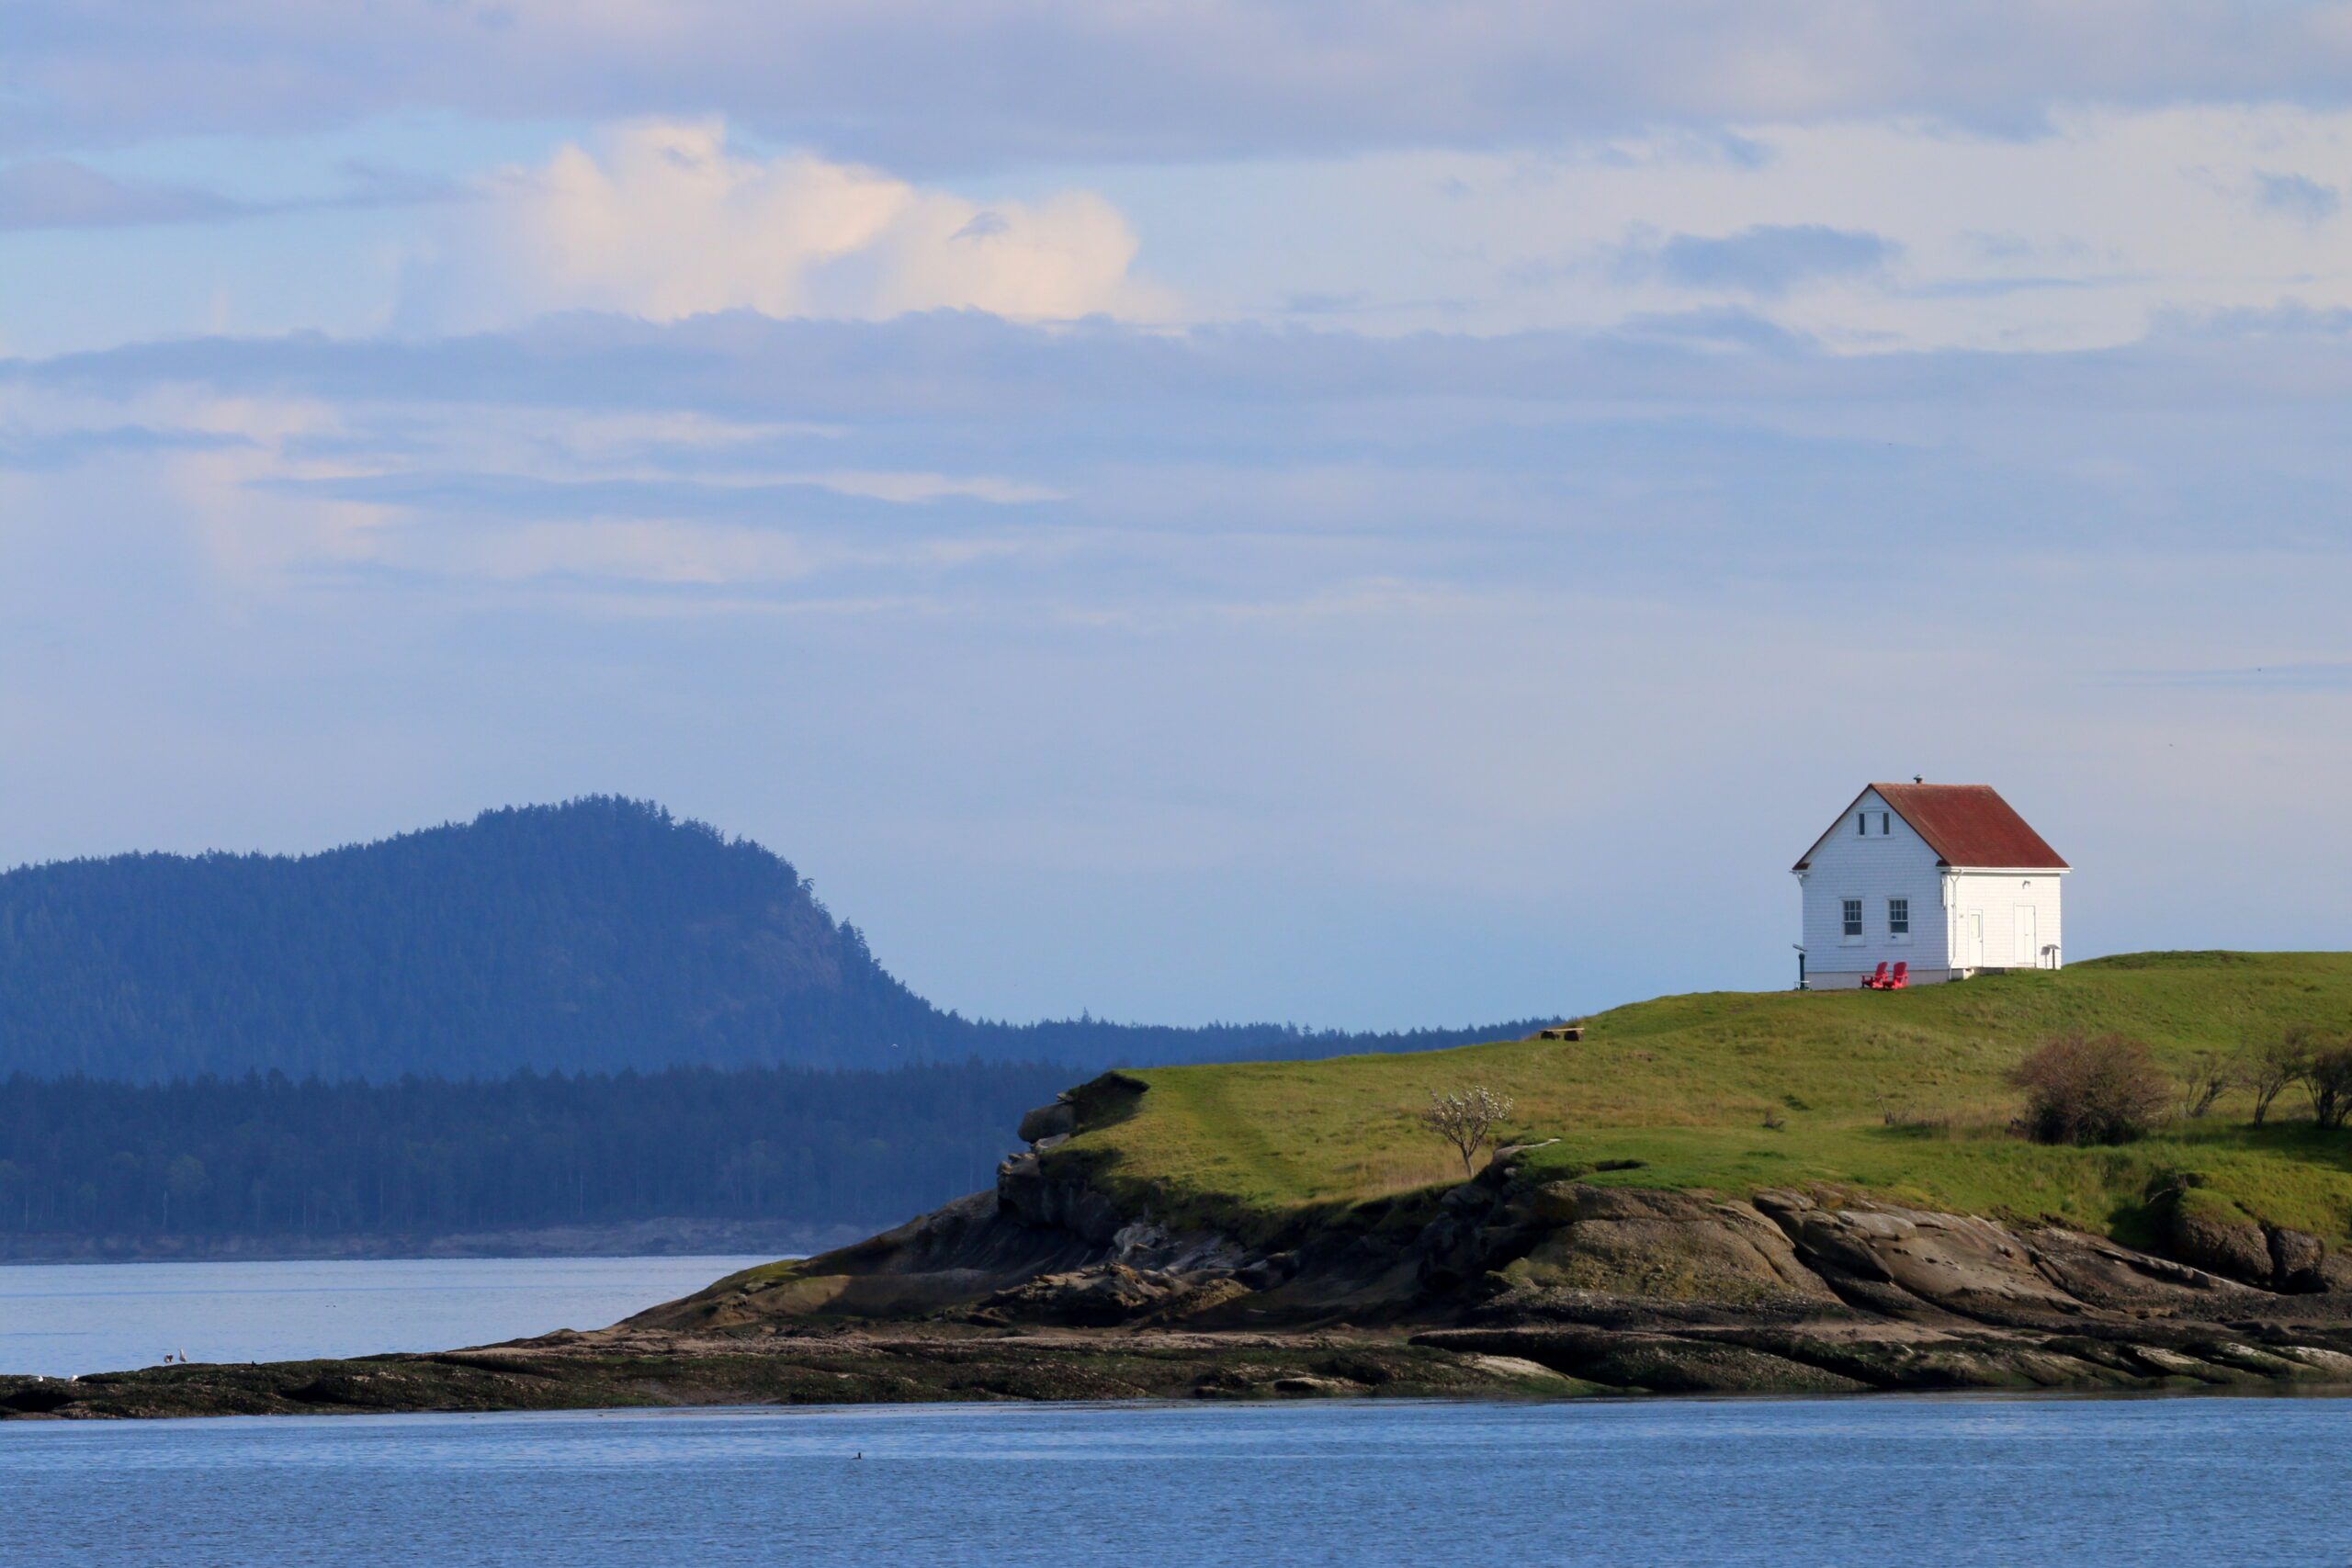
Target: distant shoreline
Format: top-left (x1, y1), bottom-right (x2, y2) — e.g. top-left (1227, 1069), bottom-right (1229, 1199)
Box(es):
top-left (0, 1219), bottom-right (850, 1266)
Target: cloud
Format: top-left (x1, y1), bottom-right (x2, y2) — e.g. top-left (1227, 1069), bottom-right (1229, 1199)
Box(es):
top-left (20, 3), bottom-right (2352, 168)
top-left (17, 303), bottom-right (2352, 615)
top-left (0, 158), bottom-right (241, 229)
top-left (1629, 224), bottom-right (1898, 297)
top-left (2255, 170), bottom-right (2341, 220)
top-left (0, 422), bottom-right (254, 468)
top-left (17, 11), bottom-right (2352, 1025)
top-left (400, 121), bottom-right (1158, 331)
top-left (0, 154), bottom-right (465, 233)
top-left (6, 305), bottom-right (2352, 1020)
top-left (1280, 107), bottom-right (2352, 350)
top-left (17, 104), bottom-right (2352, 363)
top-left (23, 303), bottom-right (2352, 431)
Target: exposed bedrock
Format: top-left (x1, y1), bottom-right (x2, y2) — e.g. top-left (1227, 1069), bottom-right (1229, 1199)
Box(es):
top-left (627, 1087), bottom-right (2352, 1395)
top-left (650, 1136), bottom-right (2351, 1324)
top-left (2142, 1175), bottom-right (2352, 1296)
top-left (34, 1079), bottom-right (2352, 1416)
top-left (28, 1133), bottom-right (2352, 1416)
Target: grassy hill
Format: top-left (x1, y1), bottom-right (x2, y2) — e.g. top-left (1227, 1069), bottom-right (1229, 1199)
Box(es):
top-left (1057, 952), bottom-right (2352, 1251)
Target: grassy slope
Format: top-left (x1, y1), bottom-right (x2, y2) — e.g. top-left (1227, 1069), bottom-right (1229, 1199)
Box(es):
top-left (1061, 953), bottom-right (2352, 1249)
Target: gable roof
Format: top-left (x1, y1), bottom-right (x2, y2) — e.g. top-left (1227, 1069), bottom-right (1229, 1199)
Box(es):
top-left (1793, 784), bottom-right (2069, 872)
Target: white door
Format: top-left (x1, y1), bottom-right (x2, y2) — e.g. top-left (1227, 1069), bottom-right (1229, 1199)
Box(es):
top-left (1963, 910), bottom-right (1984, 969)
top-left (2017, 905), bottom-right (2039, 967)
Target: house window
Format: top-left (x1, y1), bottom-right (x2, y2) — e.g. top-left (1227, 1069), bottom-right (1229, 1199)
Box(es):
top-left (1842, 899), bottom-right (1863, 938)
top-left (1888, 897), bottom-right (1910, 936)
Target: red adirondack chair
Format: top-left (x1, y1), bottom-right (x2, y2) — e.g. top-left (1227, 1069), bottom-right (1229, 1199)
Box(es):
top-left (1862, 961), bottom-right (1890, 989)
top-left (1888, 961), bottom-right (1909, 989)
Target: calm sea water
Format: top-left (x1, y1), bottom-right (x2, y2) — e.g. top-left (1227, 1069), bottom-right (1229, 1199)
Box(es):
top-left (6, 1262), bottom-right (2350, 1563)
top-left (0, 1255), bottom-right (771, 1377)
top-left (4, 1394), bottom-right (2350, 1565)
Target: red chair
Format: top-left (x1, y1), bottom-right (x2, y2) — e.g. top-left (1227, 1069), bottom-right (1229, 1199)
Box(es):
top-left (1888, 962), bottom-right (1909, 989)
top-left (1862, 962), bottom-right (1890, 989)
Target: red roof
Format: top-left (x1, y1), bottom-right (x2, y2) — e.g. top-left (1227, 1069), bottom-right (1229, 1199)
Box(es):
top-left (1794, 784), bottom-right (2068, 871)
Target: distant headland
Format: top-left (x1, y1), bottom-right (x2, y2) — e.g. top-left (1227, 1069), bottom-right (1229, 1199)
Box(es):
top-left (0, 796), bottom-right (1539, 1081)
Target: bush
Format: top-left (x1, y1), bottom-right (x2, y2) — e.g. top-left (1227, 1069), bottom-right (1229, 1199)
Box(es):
top-left (2302, 1045), bottom-right (2352, 1132)
top-left (2010, 1032), bottom-right (2172, 1145)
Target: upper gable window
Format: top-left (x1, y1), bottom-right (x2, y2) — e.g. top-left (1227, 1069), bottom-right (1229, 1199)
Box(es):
top-left (1860, 810), bottom-right (1890, 836)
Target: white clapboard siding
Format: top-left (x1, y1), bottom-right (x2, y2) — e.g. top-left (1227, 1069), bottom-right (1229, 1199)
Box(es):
top-left (1945, 871), bottom-right (2064, 973)
top-left (1796, 788), bottom-right (1950, 982)
top-left (1794, 784), bottom-right (2065, 987)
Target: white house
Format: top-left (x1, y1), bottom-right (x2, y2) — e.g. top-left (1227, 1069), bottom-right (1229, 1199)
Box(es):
top-left (1792, 783), bottom-right (2068, 989)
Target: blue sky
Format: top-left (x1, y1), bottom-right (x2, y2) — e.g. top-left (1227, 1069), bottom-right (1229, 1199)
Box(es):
top-left (4, 3), bottom-right (2350, 1028)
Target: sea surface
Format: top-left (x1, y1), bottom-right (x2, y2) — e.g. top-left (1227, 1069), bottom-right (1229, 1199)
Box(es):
top-left (0, 1255), bottom-right (770, 1377)
top-left (5, 1393), bottom-right (2351, 1565)
top-left (6, 1261), bottom-right (2351, 1564)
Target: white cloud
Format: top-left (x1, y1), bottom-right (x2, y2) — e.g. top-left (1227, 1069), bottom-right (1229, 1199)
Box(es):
top-left (16, 102), bottom-right (2352, 359)
top-left (1125, 104), bottom-right (2352, 350)
top-left (401, 120), bottom-right (1160, 331)
top-left (9, 309), bottom-right (2352, 1019)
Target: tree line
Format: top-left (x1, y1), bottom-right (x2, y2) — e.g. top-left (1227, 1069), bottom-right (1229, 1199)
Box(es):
top-left (0, 1060), bottom-right (1078, 1242)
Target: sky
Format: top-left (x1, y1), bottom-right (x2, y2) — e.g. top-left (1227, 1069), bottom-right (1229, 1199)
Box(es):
top-left (4, 2), bottom-right (2350, 1029)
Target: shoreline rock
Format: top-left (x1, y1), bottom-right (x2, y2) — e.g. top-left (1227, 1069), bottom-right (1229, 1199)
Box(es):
top-left (21, 1081), bottom-right (2352, 1419)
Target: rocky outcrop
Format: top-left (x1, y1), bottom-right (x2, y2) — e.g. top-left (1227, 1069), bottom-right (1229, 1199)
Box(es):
top-left (1016, 1098), bottom-right (1078, 1145)
top-left (639, 1073), bottom-right (2352, 1371)
top-left (978, 1265), bottom-right (1255, 1327)
top-left (1749, 1190), bottom-right (2092, 1323)
top-left (2144, 1178), bottom-right (2352, 1295)
top-left (633, 1090), bottom-right (2352, 1410)
top-left (51, 1081), bottom-right (2352, 1418)
top-left (0, 1329), bottom-right (1609, 1420)
top-left (1501, 1182), bottom-right (1838, 1314)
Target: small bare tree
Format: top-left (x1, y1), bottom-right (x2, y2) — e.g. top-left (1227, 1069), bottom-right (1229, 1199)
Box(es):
top-left (2177, 1049), bottom-right (2236, 1120)
top-left (2247, 1031), bottom-right (2311, 1126)
top-left (1419, 1086), bottom-right (1516, 1178)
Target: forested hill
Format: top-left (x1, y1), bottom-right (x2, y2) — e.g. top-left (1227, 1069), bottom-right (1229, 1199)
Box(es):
top-left (0, 1063), bottom-right (1078, 1248)
top-left (0, 798), bottom-right (1537, 1081)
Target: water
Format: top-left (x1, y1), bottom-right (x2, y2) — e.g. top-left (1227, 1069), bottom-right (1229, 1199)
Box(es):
top-left (3, 1393), bottom-right (2348, 1564)
top-left (0, 1256), bottom-right (770, 1377)
top-left (7, 1265), bottom-right (2349, 1562)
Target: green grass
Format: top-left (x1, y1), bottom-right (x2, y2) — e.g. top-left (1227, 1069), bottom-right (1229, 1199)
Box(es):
top-left (1055, 953), bottom-right (2352, 1247)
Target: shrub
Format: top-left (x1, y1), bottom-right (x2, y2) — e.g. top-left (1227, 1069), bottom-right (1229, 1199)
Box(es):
top-left (2301, 1045), bottom-right (2352, 1132)
top-left (2009, 1032), bottom-right (2173, 1145)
